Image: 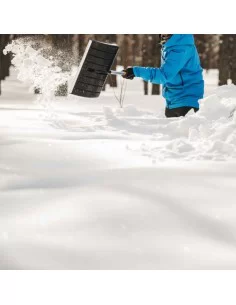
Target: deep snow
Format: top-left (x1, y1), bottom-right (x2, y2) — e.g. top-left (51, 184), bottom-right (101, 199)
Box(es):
top-left (1, 41), bottom-right (236, 269)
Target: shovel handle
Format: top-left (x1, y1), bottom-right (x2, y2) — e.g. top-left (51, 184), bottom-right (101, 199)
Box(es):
top-left (109, 70), bottom-right (125, 76)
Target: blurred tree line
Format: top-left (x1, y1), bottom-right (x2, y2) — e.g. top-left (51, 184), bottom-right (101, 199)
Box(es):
top-left (1, 34), bottom-right (236, 95)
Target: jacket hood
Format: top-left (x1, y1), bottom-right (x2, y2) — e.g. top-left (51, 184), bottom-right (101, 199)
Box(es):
top-left (163, 34), bottom-right (194, 48)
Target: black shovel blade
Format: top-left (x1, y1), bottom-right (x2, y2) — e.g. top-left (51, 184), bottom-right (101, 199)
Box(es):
top-left (69, 40), bottom-right (119, 98)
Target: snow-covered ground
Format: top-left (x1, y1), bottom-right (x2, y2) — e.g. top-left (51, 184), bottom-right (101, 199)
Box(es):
top-left (1, 43), bottom-right (236, 269)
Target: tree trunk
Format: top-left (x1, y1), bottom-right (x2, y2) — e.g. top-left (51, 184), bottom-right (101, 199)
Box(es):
top-left (150, 35), bottom-right (160, 95)
top-left (123, 34), bottom-right (134, 67)
top-left (141, 34), bottom-right (161, 95)
top-left (51, 35), bottom-right (74, 96)
top-left (195, 34), bottom-right (207, 69)
top-left (142, 35), bottom-right (149, 95)
top-left (143, 81), bottom-right (148, 95)
top-left (218, 35), bottom-right (230, 86)
top-left (78, 34), bottom-right (87, 59)
top-left (106, 35), bottom-right (117, 87)
top-left (230, 35), bottom-right (236, 84)
top-left (0, 34), bottom-right (11, 95)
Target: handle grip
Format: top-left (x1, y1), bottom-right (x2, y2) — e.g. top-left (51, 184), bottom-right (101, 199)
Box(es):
top-left (109, 70), bottom-right (125, 76)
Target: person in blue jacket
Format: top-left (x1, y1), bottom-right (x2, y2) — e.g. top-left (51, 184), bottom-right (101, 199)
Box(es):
top-left (122, 34), bottom-right (204, 118)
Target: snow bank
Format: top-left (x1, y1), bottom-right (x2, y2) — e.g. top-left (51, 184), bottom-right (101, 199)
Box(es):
top-left (2, 60), bottom-right (236, 269)
top-left (3, 39), bottom-right (236, 161)
top-left (103, 87), bottom-right (236, 161)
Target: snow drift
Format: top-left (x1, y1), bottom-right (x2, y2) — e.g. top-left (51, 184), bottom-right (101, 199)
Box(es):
top-left (104, 88), bottom-right (236, 161)
top-left (1, 40), bottom-right (236, 269)
top-left (4, 39), bottom-right (236, 161)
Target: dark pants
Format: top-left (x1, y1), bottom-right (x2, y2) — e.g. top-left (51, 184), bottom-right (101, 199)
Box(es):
top-left (165, 106), bottom-right (199, 118)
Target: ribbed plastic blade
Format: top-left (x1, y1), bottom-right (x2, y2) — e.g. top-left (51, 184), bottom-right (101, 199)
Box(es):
top-left (69, 40), bottom-right (119, 98)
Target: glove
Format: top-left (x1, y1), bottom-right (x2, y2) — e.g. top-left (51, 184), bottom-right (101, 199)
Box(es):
top-left (122, 67), bottom-right (135, 80)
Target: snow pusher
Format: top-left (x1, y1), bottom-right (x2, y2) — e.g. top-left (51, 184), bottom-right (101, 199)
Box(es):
top-left (69, 40), bottom-right (123, 98)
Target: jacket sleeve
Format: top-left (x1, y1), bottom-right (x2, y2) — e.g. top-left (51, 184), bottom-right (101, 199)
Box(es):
top-left (133, 48), bottom-right (190, 85)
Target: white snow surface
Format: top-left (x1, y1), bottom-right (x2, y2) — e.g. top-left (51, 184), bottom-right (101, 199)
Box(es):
top-left (1, 42), bottom-right (236, 269)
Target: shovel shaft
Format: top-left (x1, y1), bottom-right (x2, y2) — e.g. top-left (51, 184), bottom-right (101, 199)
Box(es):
top-left (109, 70), bottom-right (125, 76)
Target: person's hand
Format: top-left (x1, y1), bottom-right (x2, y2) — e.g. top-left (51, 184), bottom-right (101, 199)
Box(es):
top-left (122, 67), bottom-right (135, 79)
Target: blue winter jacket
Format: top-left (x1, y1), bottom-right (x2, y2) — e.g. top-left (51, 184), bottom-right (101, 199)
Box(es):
top-left (133, 34), bottom-right (204, 109)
